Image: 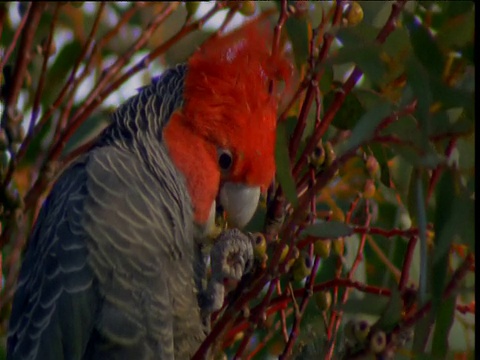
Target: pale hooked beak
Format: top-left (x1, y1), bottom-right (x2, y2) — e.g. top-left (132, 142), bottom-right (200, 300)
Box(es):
top-left (219, 183), bottom-right (261, 228)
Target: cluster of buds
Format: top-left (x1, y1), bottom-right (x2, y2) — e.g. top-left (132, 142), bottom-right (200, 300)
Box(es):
top-left (343, 319), bottom-right (414, 359)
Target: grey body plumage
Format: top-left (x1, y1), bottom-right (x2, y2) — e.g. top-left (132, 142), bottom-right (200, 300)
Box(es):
top-left (8, 65), bottom-right (208, 359)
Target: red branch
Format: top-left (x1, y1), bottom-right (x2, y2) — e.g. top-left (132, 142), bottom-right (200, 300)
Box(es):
top-left (0, 3), bottom-right (32, 72)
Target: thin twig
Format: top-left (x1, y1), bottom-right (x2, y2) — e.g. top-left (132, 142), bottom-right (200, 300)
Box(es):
top-left (399, 236), bottom-right (418, 292)
top-left (1, 2), bottom-right (45, 192)
top-left (293, 0), bottom-right (408, 177)
top-left (326, 200), bottom-right (372, 358)
top-left (12, 2), bottom-right (107, 168)
top-left (279, 256), bottom-right (321, 360)
top-left (0, 3), bottom-right (32, 72)
top-left (395, 254), bottom-right (474, 331)
top-left (366, 234), bottom-right (402, 282)
top-left (49, 3), bottom-right (219, 162)
top-left (288, 2), bottom-right (344, 164)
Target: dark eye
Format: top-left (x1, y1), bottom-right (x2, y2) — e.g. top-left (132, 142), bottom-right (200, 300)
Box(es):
top-left (218, 149), bottom-right (233, 171)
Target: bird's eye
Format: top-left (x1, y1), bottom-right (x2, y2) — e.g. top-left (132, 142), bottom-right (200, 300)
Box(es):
top-left (218, 149), bottom-right (233, 171)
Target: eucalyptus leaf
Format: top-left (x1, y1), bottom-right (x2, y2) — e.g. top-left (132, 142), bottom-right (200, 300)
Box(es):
top-left (301, 221), bottom-right (353, 239)
top-left (275, 122), bottom-right (298, 207)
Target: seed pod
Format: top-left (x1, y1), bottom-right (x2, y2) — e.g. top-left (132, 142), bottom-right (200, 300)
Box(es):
top-left (331, 207), bottom-right (345, 222)
top-left (369, 330), bottom-right (387, 354)
top-left (279, 244), bottom-right (289, 263)
top-left (313, 239), bottom-right (331, 258)
top-left (238, 1), bottom-right (256, 16)
top-left (363, 179), bottom-right (376, 199)
top-left (365, 155), bottom-right (379, 178)
top-left (345, 1), bottom-right (364, 26)
top-left (315, 290), bottom-right (332, 311)
top-left (285, 246), bottom-right (299, 271)
top-left (332, 237), bottom-right (345, 256)
top-left (309, 141), bottom-right (326, 171)
top-left (353, 320), bottom-right (371, 343)
top-left (252, 232), bottom-right (267, 259)
top-left (291, 253), bottom-right (312, 282)
top-left (324, 141), bottom-right (336, 167)
top-left (292, 1), bottom-right (309, 18)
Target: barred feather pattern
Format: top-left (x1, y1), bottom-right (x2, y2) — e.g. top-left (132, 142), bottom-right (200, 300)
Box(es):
top-left (7, 64), bottom-right (208, 359)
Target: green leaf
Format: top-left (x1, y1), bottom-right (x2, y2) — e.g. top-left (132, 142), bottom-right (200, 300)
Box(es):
top-left (335, 22), bottom-right (378, 47)
top-left (381, 28), bottom-right (411, 57)
top-left (431, 170), bottom-right (456, 307)
top-left (328, 43), bottom-right (386, 85)
top-left (405, 57), bottom-right (432, 149)
top-left (390, 142), bottom-right (444, 169)
top-left (430, 77), bottom-right (475, 121)
top-left (382, 114), bottom-right (423, 148)
top-left (342, 294), bottom-right (389, 316)
top-left (404, 12), bottom-right (445, 77)
top-left (429, 110), bottom-right (473, 139)
top-left (415, 172), bottom-right (428, 305)
top-left (377, 183), bottom-right (397, 204)
top-left (318, 65), bottom-right (333, 94)
top-left (437, 9), bottom-right (475, 48)
top-left (431, 296), bottom-right (456, 359)
top-left (353, 89), bottom-right (385, 110)
top-left (275, 122), bottom-right (298, 207)
top-left (301, 221), bottom-right (353, 239)
top-left (375, 286), bottom-right (403, 331)
top-left (44, 40), bottom-right (83, 106)
top-left (456, 135), bottom-right (475, 170)
top-left (339, 101), bottom-right (392, 155)
top-left (369, 143), bottom-right (395, 187)
top-left (325, 91), bottom-right (365, 130)
top-left (413, 312), bottom-right (435, 355)
top-left (285, 16), bottom-right (309, 70)
top-left (433, 171), bottom-right (474, 264)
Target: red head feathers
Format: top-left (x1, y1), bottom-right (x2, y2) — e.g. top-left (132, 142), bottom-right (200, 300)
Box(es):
top-left (164, 19), bottom-right (292, 224)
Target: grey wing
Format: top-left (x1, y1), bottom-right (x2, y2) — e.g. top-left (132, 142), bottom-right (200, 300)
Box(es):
top-left (82, 146), bottom-right (205, 359)
top-left (7, 157), bottom-right (98, 360)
